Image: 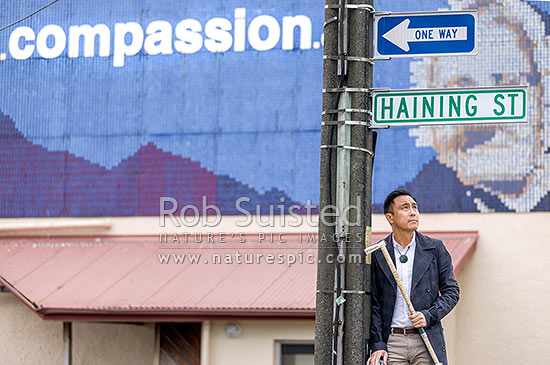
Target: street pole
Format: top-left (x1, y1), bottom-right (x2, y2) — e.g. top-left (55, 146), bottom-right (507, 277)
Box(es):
top-left (345, 0), bottom-right (374, 364)
top-left (315, 0), bottom-right (375, 364)
top-left (315, 0), bottom-right (340, 363)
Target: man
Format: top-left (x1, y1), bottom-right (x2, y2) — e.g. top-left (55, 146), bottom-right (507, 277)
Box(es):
top-left (367, 189), bottom-right (459, 365)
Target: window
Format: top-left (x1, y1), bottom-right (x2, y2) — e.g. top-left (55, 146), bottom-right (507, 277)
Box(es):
top-left (275, 341), bottom-right (314, 365)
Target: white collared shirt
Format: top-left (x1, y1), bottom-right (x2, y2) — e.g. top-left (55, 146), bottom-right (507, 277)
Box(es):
top-left (390, 232), bottom-right (416, 328)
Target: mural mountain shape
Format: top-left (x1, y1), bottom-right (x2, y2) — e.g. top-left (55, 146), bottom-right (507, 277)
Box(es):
top-left (0, 113), bottom-right (300, 217)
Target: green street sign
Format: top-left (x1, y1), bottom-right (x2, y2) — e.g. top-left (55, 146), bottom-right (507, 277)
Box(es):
top-left (372, 86), bottom-right (527, 126)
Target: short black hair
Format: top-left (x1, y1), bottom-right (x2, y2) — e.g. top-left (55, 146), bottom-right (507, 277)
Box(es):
top-left (383, 189), bottom-right (417, 214)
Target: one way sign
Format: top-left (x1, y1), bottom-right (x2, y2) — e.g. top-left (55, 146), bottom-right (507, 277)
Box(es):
top-left (374, 11), bottom-right (477, 58)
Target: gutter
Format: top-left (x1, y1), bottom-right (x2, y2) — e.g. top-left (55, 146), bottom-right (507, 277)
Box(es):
top-left (35, 307), bottom-right (316, 322)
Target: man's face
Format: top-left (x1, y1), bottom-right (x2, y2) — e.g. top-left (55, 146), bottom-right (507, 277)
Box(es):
top-left (386, 195), bottom-right (419, 232)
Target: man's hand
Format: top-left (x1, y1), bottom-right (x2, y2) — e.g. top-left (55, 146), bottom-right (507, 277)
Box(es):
top-left (367, 350), bottom-right (387, 365)
top-left (409, 311), bottom-right (427, 328)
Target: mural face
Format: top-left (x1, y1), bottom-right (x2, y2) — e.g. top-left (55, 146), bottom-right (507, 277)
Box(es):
top-left (0, 0), bottom-right (548, 217)
top-left (409, 0), bottom-right (550, 212)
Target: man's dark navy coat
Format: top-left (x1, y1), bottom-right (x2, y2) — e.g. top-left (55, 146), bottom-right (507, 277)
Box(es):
top-left (369, 232), bottom-right (460, 365)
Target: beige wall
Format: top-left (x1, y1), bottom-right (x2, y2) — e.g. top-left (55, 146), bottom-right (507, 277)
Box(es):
top-left (403, 212), bottom-right (550, 365)
top-left (0, 293), bottom-right (62, 364)
top-left (2, 212), bottom-right (550, 364)
top-left (72, 322), bottom-right (155, 365)
top-left (0, 294), bottom-right (155, 365)
top-left (204, 315), bottom-right (457, 365)
top-left (441, 306), bottom-right (457, 365)
top-left (207, 320), bottom-right (314, 365)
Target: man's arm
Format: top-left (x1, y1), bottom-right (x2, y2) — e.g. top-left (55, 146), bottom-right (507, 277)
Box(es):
top-left (419, 241), bottom-right (460, 327)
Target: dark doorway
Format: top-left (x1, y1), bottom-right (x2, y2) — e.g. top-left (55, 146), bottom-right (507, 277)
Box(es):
top-left (160, 323), bottom-right (201, 365)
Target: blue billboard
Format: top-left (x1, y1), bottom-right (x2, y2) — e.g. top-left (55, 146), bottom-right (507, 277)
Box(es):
top-left (0, 0), bottom-right (549, 216)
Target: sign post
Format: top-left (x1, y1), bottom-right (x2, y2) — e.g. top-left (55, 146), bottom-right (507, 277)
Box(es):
top-left (374, 11), bottom-right (477, 58)
top-left (372, 86), bottom-right (527, 127)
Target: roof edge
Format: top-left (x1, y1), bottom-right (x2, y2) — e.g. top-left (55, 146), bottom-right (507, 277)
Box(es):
top-left (36, 307), bottom-right (315, 322)
top-left (0, 275), bottom-right (41, 313)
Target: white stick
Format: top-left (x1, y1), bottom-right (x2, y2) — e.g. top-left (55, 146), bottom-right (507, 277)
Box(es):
top-left (378, 241), bottom-right (442, 365)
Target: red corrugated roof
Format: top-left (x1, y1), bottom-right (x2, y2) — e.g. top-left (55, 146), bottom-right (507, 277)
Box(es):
top-left (0, 232), bottom-right (476, 321)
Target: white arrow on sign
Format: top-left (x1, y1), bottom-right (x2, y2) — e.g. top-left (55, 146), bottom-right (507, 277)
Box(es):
top-left (382, 19), bottom-right (468, 52)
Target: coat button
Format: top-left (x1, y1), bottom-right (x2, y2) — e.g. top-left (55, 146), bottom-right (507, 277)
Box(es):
top-left (426, 287), bottom-right (431, 293)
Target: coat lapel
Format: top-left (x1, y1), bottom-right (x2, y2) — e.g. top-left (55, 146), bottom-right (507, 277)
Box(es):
top-left (411, 232), bottom-right (436, 291)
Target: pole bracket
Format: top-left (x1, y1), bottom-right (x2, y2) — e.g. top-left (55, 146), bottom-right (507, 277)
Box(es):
top-left (368, 124), bottom-right (390, 129)
top-left (325, 4), bottom-right (375, 13)
top-left (367, 56), bottom-right (392, 64)
top-left (368, 87), bottom-right (391, 94)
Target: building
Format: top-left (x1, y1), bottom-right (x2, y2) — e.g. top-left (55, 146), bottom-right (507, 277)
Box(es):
top-left (1, 0), bottom-right (550, 364)
top-left (2, 213), bottom-right (549, 364)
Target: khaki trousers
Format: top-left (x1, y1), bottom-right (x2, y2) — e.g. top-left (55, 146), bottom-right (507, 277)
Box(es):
top-left (387, 333), bottom-right (431, 365)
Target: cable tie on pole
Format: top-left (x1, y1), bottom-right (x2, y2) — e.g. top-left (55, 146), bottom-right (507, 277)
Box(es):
top-left (323, 16), bottom-right (338, 29)
top-left (324, 55), bottom-right (372, 63)
top-left (323, 87), bottom-right (370, 93)
top-left (316, 289), bottom-right (371, 295)
top-left (321, 144), bottom-right (374, 157)
top-left (323, 87), bottom-right (390, 93)
top-left (321, 120), bottom-right (368, 126)
top-left (317, 290), bottom-right (371, 295)
top-left (322, 108), bottom-right (370, 115)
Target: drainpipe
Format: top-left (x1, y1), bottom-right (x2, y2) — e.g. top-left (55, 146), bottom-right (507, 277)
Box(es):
top-left (63, 322), bottom-right (72, 365)
top-left (200, 321), bottom-right (211, 365)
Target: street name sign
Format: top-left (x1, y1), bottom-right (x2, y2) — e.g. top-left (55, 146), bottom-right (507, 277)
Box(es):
top-left (374, 11), bottom-right (477, 58)
top-left (372, 87), bottom-right (527, 127)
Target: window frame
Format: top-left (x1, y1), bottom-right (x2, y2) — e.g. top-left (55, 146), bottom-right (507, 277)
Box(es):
top-left (274, 340), bottom-right (315, 365)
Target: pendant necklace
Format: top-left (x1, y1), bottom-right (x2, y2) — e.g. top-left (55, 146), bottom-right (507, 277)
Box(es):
top-left (396, 245), bottom-right (411, 263)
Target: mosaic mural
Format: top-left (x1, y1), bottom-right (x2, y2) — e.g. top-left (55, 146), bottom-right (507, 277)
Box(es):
top-left (0, 0), bottom-right (548, 216)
